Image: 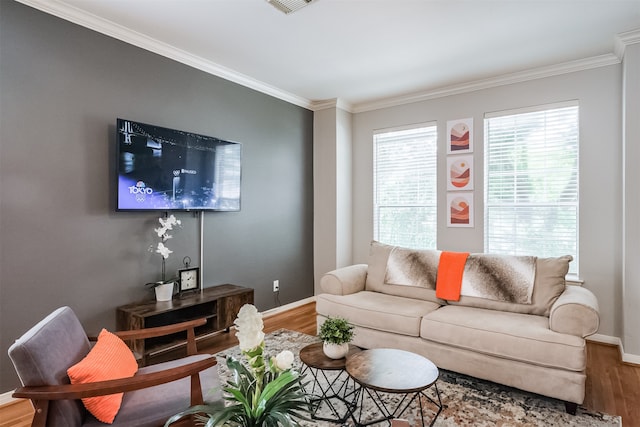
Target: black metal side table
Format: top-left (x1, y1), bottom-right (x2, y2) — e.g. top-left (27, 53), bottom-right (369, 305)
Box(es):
top-left (299, 342), bottom-right (361, 423)
top-left (345, 348), bottom-right (442, 427)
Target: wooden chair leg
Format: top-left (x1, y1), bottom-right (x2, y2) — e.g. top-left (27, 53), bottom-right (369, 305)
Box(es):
top-left (30, 400), bottom-right (49, 427)
top-left (190, 373), bottom-right (204, 406)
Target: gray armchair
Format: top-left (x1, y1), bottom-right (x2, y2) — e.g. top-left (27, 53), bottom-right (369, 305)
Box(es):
top-left (8, 306), bottom-right (221, 427)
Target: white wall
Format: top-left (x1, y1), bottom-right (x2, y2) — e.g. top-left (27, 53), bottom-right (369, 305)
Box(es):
top-left (622, 42), bottom-right (640, 357)
top-left (351, 65), bottom-right (623, 339)
top-left (313, 104), bottom-right (353, 292)
top-left (336, 108), bottom-right (353, 268)
top-left (313, 107), bottom-right (338, 292)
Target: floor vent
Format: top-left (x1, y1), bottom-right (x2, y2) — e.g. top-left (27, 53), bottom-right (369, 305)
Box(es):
top-left (266, 0), bottom-right (316, 15)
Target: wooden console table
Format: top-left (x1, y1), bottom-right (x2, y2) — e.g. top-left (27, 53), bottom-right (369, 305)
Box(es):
top-left (116, 284), bottom-right (253, 364)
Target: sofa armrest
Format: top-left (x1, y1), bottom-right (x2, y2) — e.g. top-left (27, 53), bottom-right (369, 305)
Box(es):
top-left (549, 285), bottom-right (600, 337)
top-left (320, 264), bottom-right (368, 295)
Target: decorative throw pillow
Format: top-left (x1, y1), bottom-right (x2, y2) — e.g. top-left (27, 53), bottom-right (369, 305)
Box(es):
top-left (448, 255), bottom-right (572, 316)
top-left (365, 240), bottom-right (445, 304)
top-left (67, 328), bottom-right (138, 424)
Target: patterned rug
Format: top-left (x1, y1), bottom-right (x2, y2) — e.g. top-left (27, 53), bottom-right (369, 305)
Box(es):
top-left (214, 329), bottom-right (621, 426)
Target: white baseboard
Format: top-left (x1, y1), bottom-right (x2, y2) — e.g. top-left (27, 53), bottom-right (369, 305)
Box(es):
top-left (587, 333), bottom-right (621, 346)
top-left (622, 352), bottom-right (640, 365)
top-left (0, 390), bottom-right (18, 406)
top-left (261, 296), bottom-right (316, 318)
top-left (587, 333), bottom-right (640, 365)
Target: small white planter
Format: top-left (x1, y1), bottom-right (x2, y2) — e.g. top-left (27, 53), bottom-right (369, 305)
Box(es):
top-left (154, 282), bottom-right (174, 301)
top-left (323, 342), bottom-right (349, 359)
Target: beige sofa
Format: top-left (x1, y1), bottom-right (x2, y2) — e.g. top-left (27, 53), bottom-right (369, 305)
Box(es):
top-left (316, 241), bottom-right (600, 413)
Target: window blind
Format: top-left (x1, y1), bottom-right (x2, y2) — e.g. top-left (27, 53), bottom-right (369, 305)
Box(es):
top-left (374, 124), bottom-right (437, 249)
top-left (484, 103), bottom-right (579, 274)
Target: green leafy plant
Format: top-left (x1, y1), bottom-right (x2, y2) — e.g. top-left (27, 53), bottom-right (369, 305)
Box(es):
top-left (165, 304), bottom-right (310, 427)
top-left (318, 316), bottom-right (354, 345)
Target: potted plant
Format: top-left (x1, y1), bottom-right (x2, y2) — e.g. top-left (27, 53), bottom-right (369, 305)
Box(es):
top-left (165, 304), bottom-right (310, 426)
top-left (318, 316), bottom-right (354, 359)
top-left (145, 214), bottom-right (181, 301)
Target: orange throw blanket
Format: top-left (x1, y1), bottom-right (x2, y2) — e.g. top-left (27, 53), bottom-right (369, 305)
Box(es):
top-left (435, 251), bottom-right (470, 301)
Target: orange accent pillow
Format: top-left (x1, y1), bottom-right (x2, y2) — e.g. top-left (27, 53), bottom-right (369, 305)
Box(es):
top-left (67, 329), bottom-right (138, 424)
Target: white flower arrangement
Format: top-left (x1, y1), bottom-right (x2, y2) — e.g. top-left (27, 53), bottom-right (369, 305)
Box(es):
top-left (166, 303), bottom-right (309, 426)
top-left (274, 349), bottom-right (294, 371)
top-left (234, 304), bottom-right (265, 351)
top-left (233, 303), bottom-right (295, 372)
top-left (154, 214), bottom-right (181, 259)
top-left (147, 214), bottom-right (181, 286)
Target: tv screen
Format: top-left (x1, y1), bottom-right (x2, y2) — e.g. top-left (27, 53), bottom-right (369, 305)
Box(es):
top-left (116, 118), bottom-right (241, 211)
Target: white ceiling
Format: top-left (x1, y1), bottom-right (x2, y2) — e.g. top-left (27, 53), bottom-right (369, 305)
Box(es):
top-left (18, 0), bottom-right (640, 111)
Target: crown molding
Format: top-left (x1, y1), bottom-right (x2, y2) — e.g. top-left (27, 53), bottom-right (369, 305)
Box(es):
top-left (615, 28), bottom-right (640, 58)
top-left (310, 98), bottom-right (354, 112)
top-left (352, 53), bottom-right (621, 113)
top-left (14, 0), bottom-right (315, 110)
top-left (14, 0), bottom-right (636, 115)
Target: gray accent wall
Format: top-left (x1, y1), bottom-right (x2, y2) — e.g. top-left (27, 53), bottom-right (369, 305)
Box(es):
top-left (0, 1), bottom-right (314, 391)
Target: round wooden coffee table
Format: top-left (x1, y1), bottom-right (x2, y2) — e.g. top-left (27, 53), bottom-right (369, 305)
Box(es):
top-left (345, 348), bottom-right (442, 427)
top-left (299, 342), bottom-right (361, 423)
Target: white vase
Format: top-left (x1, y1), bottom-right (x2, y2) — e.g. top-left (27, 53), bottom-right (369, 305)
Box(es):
top-left (154, 282), bottom-right (174, 301)
top-left (323, 342), bottom-right (349, 359)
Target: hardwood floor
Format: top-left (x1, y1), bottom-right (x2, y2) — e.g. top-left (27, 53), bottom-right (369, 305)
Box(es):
top-left (585, 340), bottom-right (640, 425)
top-left (2, 301), bottom-right (639, 426)
top-left (197, 301), bottom-right (318, 355)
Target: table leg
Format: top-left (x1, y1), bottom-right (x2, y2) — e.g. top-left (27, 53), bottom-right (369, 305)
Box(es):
top-left (301, 366), bottom-right (355, 423)
top-left (392, 383), bottom-right (442, 427)
top-left (350, 386), bottom-right (394, 427)
top-left (349, 382), bottom-right (442, 427)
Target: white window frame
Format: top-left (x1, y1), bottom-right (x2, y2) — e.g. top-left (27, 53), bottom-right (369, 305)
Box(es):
top-left (373, 122), bottom-right (438, 249)
top-left (484, 101), bottom-right (579, 274)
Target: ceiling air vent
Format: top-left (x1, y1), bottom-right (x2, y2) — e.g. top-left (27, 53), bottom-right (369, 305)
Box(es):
top-left (266, 0), bottom-right (316, 14)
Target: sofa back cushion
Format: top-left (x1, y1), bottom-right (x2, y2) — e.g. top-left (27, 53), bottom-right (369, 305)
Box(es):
top-left (447, 255), bottom-right (571, 316)
top-left (365, 241), bottom-right (445, 304)
top-left (366, 241), bottom-right (570, 316)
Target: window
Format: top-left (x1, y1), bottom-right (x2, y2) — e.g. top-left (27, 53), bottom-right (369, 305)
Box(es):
top-left (374, 124), bottom-right (437, 249)
top-left (484, 102), bottom-right (579, 274)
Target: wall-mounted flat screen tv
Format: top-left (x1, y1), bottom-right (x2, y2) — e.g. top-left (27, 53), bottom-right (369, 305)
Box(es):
top-left (116, 118), bottom-right (241, 211)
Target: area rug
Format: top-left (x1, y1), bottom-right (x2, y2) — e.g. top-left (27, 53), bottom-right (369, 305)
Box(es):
top-left (214, 329), bottom-right (621, 426)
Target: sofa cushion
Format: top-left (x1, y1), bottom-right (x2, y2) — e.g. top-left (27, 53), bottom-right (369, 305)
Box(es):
top-left (365, 241), bottom-right (445, 304)
top-left (421, 305), bottom-right (586, 372)
top-left (459, 254), bottom-right (536, 304)
top-left (385, 245), bottom-right (440, 289)
top-left (316, 291), bottom-right (441, 337)
top-left (447, 255), bottom-right (571, 316)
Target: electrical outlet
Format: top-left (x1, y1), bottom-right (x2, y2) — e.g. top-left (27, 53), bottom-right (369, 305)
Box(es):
top-left (273, 280), bottom-right (280, 292)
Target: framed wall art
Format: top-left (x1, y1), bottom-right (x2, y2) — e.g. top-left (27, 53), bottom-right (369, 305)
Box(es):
top-left (446, 118), bottom-right (473, 154)
top-left (447, 155), bottom-right (473, 191)
top-left (447, 192), bottom-right (474, 227)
